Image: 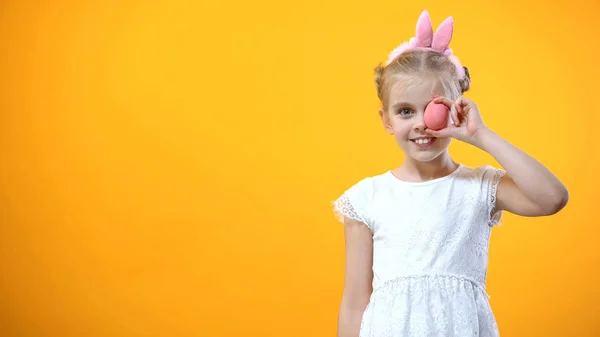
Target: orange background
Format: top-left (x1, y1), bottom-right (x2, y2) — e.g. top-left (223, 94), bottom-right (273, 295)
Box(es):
top-left (1, 0), bottom-right (599, 336)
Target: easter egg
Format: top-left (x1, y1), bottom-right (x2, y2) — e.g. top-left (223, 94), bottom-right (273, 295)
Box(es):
top-left (424, 101), bottom-right (449, 131)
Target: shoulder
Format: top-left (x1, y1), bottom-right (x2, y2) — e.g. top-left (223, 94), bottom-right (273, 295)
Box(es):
top-left (332, 171), bottom-right (389, 230)
top-left (456, 164), bottom-right (507, 225)
top-left (337, 171), bottom-right (390, 199)
top-left (455, 164), bottom-right (506, 186)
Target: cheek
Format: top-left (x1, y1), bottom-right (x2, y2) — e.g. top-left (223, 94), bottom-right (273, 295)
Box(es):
top-left (391, 120), bottom-right (411, 137)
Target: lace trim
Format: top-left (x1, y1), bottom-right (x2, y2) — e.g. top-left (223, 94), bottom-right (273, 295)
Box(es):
top-left (488, 169), bottom-right (506, 227)
top-left (332, 193), bottom-right (369, 228)
top-left (373, 273), bottom-right (490, 299)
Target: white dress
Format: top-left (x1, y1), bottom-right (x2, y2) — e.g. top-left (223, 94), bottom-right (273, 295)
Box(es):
top-left (333, 164), bottom-right (505, 337)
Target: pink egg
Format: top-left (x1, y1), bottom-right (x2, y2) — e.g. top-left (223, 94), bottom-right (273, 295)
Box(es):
top-left (424, 101), bottom-right (449, 131)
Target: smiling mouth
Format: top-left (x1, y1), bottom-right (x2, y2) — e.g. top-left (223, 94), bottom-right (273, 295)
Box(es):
top-left (410, 137), bottom-right (436, 146)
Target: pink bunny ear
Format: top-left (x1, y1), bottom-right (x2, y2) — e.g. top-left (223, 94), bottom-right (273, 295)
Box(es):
top-left (415, 10), bottom-right (433, 47)
top-left (382, 10), bottom-right (465, 79)
top-left (431, 16), bottom-right (454, 52)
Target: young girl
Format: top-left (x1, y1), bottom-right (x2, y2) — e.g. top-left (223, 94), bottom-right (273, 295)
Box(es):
top-left (333, 9), bottom-right (569, 337)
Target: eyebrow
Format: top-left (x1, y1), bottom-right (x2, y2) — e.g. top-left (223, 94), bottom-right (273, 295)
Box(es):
top-left (391, 101), bottom-right (411, 108)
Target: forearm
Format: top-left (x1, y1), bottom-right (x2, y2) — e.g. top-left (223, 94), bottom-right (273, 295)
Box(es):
top-left (337, 307), bottom-right (365, 337)
top-left (337, 295), bottom-right (369, 337)
top-left (473, 127), bottom-right (569, 208)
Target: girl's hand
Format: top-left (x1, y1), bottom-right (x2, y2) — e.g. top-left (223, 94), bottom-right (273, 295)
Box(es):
top-left (425, 96), bottom-right (488, 147)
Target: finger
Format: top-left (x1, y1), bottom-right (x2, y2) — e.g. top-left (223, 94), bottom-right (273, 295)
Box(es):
top-left (458, 103), bottom-right (469, 118)
top-left (454, 96), bottom-right (467, 106)
top-left (454, 100), bottom-right (463, 113)
top-left (425, 128), bottom-right (452, 138)
top-left (454, 103), bottom-right (463, 120)
top-left (455, 96), bottom-right (472, 109)
top-left (456, 97), bottom-right (472, 116)
top-left (432, 96), bottom-right (454, 109)
top-left (451, 104), bottom-right (460, 126)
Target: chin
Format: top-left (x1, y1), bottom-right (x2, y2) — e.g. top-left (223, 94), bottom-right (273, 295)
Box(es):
top-left (407, 144), bottom-right (450, 162)
top-left (409, 151), bottom-right (444, 162)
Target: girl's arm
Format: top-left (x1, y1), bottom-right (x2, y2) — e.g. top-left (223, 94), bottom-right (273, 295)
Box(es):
top-left (427, 96), bottom-right (569, 217)
top-left (473, 127), bottom-right (569, 216)
top-left (337, 218), bottom-right (373, 337)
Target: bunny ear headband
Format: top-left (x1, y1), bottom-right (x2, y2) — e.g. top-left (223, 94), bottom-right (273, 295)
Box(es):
top-left (385, 9), bottom-right (465, 80)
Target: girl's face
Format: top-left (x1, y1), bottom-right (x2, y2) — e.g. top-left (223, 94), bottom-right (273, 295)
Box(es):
top-left (379, 77), bottom-right (452, 162)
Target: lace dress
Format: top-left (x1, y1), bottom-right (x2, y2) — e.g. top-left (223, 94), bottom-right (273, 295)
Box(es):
top-left (333, 164), bottom-right (505, 337)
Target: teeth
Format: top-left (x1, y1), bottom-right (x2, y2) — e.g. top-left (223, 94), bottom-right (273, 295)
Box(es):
top-left (415, 138), bottom-right (431, 144)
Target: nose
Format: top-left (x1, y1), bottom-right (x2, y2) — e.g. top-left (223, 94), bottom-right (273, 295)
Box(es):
top-left (412, 114), bottom-right (426, 132)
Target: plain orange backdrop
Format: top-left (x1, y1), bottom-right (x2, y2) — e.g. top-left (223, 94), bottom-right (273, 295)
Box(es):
top-left (1, 0), bottom-right (599, 336)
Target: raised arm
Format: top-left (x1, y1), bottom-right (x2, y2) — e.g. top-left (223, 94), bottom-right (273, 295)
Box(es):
top-left (475, 127), bottom-right (569, 217)
top-left (426, 96), bottom-right (569, 217)
top-left (337, 217), bottom-right (373, 337)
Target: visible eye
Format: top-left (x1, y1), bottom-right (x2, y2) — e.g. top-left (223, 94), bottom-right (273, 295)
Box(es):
top-left (397, 108), bottom-right (413, 116)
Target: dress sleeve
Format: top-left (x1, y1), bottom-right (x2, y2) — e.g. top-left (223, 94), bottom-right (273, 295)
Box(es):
top-left (481, 165), bottom-right (506, 227)
top-left (332, 178), bottom-right (372, 229)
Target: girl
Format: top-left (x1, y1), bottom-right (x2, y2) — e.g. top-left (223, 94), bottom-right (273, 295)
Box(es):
top-left (333, 9), bottom-right (569, 337)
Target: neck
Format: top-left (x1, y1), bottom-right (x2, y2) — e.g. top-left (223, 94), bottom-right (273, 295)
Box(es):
top-left (397, 151), bottom-right (459, 182)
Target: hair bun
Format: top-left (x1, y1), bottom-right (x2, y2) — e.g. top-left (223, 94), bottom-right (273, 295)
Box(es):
top-left (459, 66), bottom-right (470, 93)
top-left (374, 64), bottom-right (385, 101)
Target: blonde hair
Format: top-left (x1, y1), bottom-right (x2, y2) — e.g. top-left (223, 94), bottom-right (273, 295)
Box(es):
top-left (374, 49), bottom-right (471, 110)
